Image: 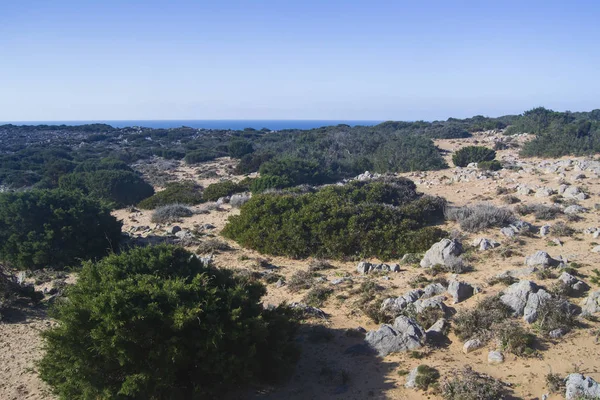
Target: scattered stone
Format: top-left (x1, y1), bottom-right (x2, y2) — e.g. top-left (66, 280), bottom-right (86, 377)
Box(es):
top-left (420, 239), bottom-right (463, 268)
top-left (166, 225), bottom-right (182, 235)
top-left (535, 187), bottom-right (554, 197)
top-left (411, 295), bottom-right (449, 315)
top-left (289, 302), bottom-right (327, 319)
top-left (549, 328), bottom-right (566, 339)
top-left (463, 338), bottom-right (483, 353)
top-left (540, 225), bottom-right (551, 236)
top-left (564, 205), bottom-right (587, 215)
top-left (565, 373), bottom-right (600, 400)
top-left (447, 280), bottom-right (474, 303)
top-left (472, 238), bottom-right (500, 251)
top-left (581, 290), bottom-right (600, 316)
top-left (525, 251), bottom-right (560, 268)
top-left (563, 186), bottom-right (588, 200)
top-left (356, 261), bottom-right (400, 274)
top-left (559, 272), bottom-right (589, 295)
top-left (488, 351), bottom-right (504, 365)
top-left (422, 282), bottom-right (446, 298)
top-left (364, 316), bottom-right (426, 356)
top-left (517, 184), bottom-right (533, 195)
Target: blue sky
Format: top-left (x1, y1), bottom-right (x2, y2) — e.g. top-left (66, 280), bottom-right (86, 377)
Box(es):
top-left (1, 0), bottom-right (599, 121)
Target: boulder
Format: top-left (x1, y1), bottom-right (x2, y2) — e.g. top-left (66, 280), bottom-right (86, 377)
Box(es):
top-left (540, 225), bottom-right (551, 236)
top-left (581, 290), bottom-right (600, 316)
top-left (463, 338), bottom-right (483, 353)
top-left (565, 373), bottom-right (600, 400)
top-left (166, 225), bottom-right (182, 235)
top-left (487, 351), bottom-right (504, 365)
top-left (365, 316), bottom-right (426, 356)
top-left (412, 295), bottom-right (449, 315)
top-left (422, 282), bottom-right (446, 298)
top-left (500, 280), bottom-right (539, 316)
top-left (425, 318), bottom-right (448, 343)
top-left (404, 366), bottom-right (419, 388)
top-left (563, 186), bottom-right (588, 200)
top-left (517, 184), bottom-right (533, 195)
top-left (380, 289), bottom-right (423, 315)
top-left (447, 280), bottom-right (474, 303)
top-left (472, 238), bottom-right (500, 251)
top-left (535, 187), bottom-right (554, 197)
top-left (549, 328), bottom-right (566, 339)
top-left (420, 239), bottom-right (463, 268)
top-left (564, 205), bottom-right (587, 215)
top-left (523, 289), bottom-right (552, 323)
top-left (216, 196), bottom-right (230, 205)
top-left (525, 251), bottom-right (560, 268)
top-left (558, 272), bottom-right (589, 295)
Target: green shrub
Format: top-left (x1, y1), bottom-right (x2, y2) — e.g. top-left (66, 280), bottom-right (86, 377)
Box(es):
top-left (303, 286), bottom-right (333, 307)
top-left (414, 365), bottom-right (441, 391)
top-left (228, 139), bottom-right (254, 158)
top-left (138, 181), bottom-right (204, 209)
top-left (453, 296), bottom-right (512, 342)
top-left (151, 204), bottom-right (194, 224)
top-left (493, 321), bottom-right (536, 356)
top-left (0, 189), bottom-right (122, 270)
top-left (38, 245), bottom-right (299, 398)
top-left (452, 146), bottom-right (496, 167)
top-left (251, 157), bottom-right (337, 192)
top-left (249, 175), bottom-right (293, 193)
top-left (184, 150), bottom-right (218, 164)
top-left (203, 180), bottom-right (248, 201)
top-left (442, 367), bottom-right (505, 400)
top-left (223, 180), bottom-right (446, 260)
top-left (478, 160), bottom-right (502, 171)
top-left (58, 170), bottom-right (154, 208)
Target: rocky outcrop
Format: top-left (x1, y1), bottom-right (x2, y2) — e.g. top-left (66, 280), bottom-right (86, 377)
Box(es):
top-left (565, 373), bottom-right (600, 399)
top-left (463, 338), bottom-right (483, 353)
top-left (564, 205), bottom-right (587, 215)
top-left (357, 261), bottom-right (400, 274)
top-left (525, 251), bottom-right (561, 268)
top-left (558, 272), bottom-right (589, 296)
top-left (487, 351), bottom-right (504, 365)
top-left (447, 279), bottom-right (474, 303)
top-left (420, 239), bottom-right (463, 268)
top-left (365, 316), bottom-right (426, 356)
top-left (581, 290), bottom-right (600, 316)
top-left (472, 238), bottom-right (500, 251)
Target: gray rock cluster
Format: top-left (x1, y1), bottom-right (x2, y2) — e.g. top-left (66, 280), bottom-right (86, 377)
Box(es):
top-left (472, 237), bottom-right (500, 251)
top-left (500, 280), bottom-right (552, 323)
top-left (524, 251), bottom-right (563, 268)
top-left (558, 272), bottom-right (589, 296)
top-left (356, 261), bottom-right (400, 274)
top-left (447, 279), bottom-right (475, 303)
top-left (420, 239), bottom-right (463, 268)
top-left (559, 184), bottom-right (588, 200)
top-left (365, 315), bottom-right (426, 356)
top-left (581, 290), bottom-right (600, 316)
top-left (565, 373), bottom-right (600, 399)
top-left (501, 220), bottom-right (532, 238)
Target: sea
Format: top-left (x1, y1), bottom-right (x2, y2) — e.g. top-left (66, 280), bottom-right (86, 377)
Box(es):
top-left (3, 120), bottom-right (382, 130)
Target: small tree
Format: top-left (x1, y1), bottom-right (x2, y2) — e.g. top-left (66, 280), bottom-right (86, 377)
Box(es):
top-left (0, 189), bottom-right (122, 270)
top-left (39, 245), bottom-right (299, 398)
top-left (452, 146), bottom-right (496, 167)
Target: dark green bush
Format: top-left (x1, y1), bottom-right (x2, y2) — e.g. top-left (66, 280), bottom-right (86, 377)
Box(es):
top-left (184, 150), bottom-right (218, 164)
top-left (223, 179), bottom-right (446, 260)
top-left (478, 160), bottom-right (502, 171)
top-left (203, 180), bottom-right (248, 201)
top-left (251, 157), bottom-right (337, 192)
top-left (59, 170), bottom-right (154, 208)
top-left (0, 189), bottom-right (122, 270)
top-left (138, 181), bottom-right (204, 209)
top-left (38, 245), bottom-right (299, 399)
top-left (414, 365), bottom-right (441, 391)
top-left (452, 146), bottom-right (496, 167)
top-left (228, 139), bottom-right (254, 158)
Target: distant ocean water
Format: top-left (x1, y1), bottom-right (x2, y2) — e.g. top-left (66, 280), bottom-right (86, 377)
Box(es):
top-left (3, 120), bottom-right (382, 130)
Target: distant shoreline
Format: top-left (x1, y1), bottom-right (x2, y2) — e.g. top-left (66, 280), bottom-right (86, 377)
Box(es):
top-left (0, 120), bottom-right (383, 130)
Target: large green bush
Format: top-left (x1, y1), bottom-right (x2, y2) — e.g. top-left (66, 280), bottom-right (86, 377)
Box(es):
top-left (228, 139), bottom-right (254, 158)
top-left (39, 245), bottom-right (299, 399)
top-left (203, 179), bottom-right (249, 201)
top-left (223, 179), bottom-right (446, 260)
top-left (0, 190), bottom-right (122, 270)
top-left (452, 146), bottom-right (496, 167)
top-left (59, 170), bottom-right (154, 208)
top-left (138, 181), bottom-right (204, 209)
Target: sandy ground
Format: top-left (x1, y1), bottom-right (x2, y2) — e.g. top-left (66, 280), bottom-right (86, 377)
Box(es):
top-left (2, 132), bottom-right (600, 399)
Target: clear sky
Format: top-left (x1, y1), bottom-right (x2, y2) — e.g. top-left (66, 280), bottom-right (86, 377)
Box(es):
top-left (1, 0), bottom-right (599, 121)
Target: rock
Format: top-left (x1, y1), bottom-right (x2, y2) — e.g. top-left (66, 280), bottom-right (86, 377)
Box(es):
top-left (412, 295), bottom-right (449, 315)
top-left (501, 227), bottom-right (516, 238)
top-left (357, 261), bottom-right (400, 274)
top-left (572, 173), bottom-right (586, 181)
top-left (230, 193), bottom-right (251, 208)
top-left (275, 279), bottom-right (285, 288)
top-left (488, 351), bottom-right (504, 364)
top-left (565, 373), bottom-right (600, 400)
top-left (425, 318), bottom-right (448, 343)
top-left (216, 196), bottom-right (230, 205)
top-left (289, 302), bottom-right (327, 319)
top-left (592, 246), bottom-right (600, 253)
top-left (356, 261), bottom-right (371, 274)
top-left (563, 186), bottom-right (588, 200)
top-left (517, 184), bottom-right (533, 195)
top-left (463, 338), bottom-right (483, 353)
top-left (501, 220), bottom-right (532, 237)
top-left (365, 316), bottom-right (426, 356)
top-left (540, 225), bottom-right (551, 236)
top-left (380, 289), bottom-right (424, 315)
top-left (525, 251), bottom-right (560, 268)
top-left (447, 280), bottom-right (474, 303)
top-left (536, 187), bottom-right (554, 197)
top-left (405, 366), bottom-right (419, 388)
top-left (500, 280), bottom-right (539, 316)
top-left (202, 223), bottom-right (216, 230)
top-left (472, 238), bottom-right (500, 251)
top-left (523, 289), bottom-right (552, 323)
top-left (559, 272), bottom-right (589, 295)
top-left (420, 239), bottom-right (463, 268)
top-left (422, 282), bottom-right (446, 298)
top-left (549, 328), bottom-right (566, 338)
top-left (166, 225), bottom-right (182, 235)
top-left (564, 205), bottom-right (587, 215)
top-left (581, 290), bottom-right (600, 316)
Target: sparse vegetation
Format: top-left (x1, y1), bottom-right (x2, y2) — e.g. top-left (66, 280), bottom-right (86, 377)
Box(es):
top-left (203, 179), bottom-right (249, 201)
top-left (138, 181), bottom-right (204, 209)
top-left (303, 286), bottom-right (333, 307)
top-left (414, 365), bottom-right (441, 391)
top-left (493, 321), bottom-right (536, 356)
top-left (445, 203), bottom-right (515, 232)
top-left (534, 296), bottom-right (578, 335)
top-left (452, 146), bottom-right (496, 167)
top-left (196, 239), bottom-right (231, 254)
top-left (442, 367), bottom-right (505, 400)
top-left (550, 222), bottom-right (576, 237)
top-left (515, 203), bottom-right (562, 220)
top-left (453, 296), bottom-right (512, 342)
top-left (150, 203), bottom-right (194, 224)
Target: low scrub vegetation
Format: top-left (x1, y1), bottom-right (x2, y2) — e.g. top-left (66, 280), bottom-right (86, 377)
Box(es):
top-left (203, 179), bottom-right (250, 201)
top-left (38, 245), bottom-right (299, 398)
top-left (478, 160), bottom-right (502, 171)
top-left (138, 181), bottom-right (204, 209)
top-left (414, 364), bottom-right (440, 391)
top-left (515, 203), bottom-right (562, 220)
top-left (442, 367), bottom-right (505, 400)
top-left (445, 203), bottom-right (515, 232)
top-left (223, 179), bottom-right (446, 260)
top-left (452, 146), bottom-right (496, 167)
top-left (453, 296), bottom-right (512, 342)
top-left (151, 203), bottom-right (194, 224)
top-left (0, 189), bottom-right (122, 270)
